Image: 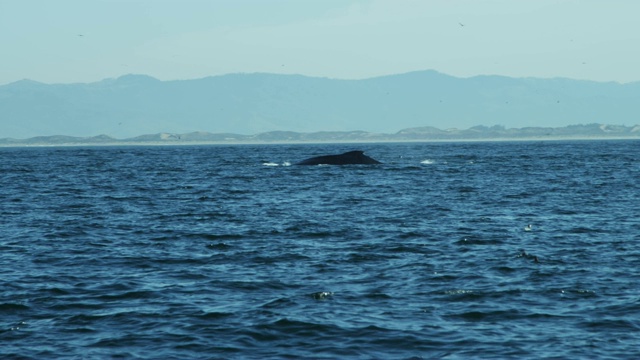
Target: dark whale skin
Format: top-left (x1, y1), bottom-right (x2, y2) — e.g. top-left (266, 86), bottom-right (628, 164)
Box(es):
top-left (295, 151), bottom-right (382, 165)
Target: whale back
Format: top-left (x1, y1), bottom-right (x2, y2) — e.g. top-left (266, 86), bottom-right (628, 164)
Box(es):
top-left (295, 150), bottom-right (381, 165)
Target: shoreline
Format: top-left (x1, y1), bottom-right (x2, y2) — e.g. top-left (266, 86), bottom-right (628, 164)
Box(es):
top-left (1, 135), bottom-right (637, 148)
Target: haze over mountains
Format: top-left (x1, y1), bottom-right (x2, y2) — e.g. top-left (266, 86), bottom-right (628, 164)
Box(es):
top-left (1, 70), bottom-right (639, 140)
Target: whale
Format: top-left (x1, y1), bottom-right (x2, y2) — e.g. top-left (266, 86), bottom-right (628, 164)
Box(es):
top-left (295, 151), bottom-right (382, 165)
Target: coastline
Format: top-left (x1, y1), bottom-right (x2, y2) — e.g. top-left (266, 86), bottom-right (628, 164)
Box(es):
top-left (1, 135), bottom-right (637, 148)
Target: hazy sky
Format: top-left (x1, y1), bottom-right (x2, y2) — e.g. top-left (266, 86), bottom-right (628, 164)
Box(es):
top-left (1, 0), bottom-right (639, 85)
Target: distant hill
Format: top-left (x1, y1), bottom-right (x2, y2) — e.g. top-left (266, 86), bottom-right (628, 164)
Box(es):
top-left (1, 71), bottom-right (639, 139)
top-left (1, 124), bottom-right (638, 146)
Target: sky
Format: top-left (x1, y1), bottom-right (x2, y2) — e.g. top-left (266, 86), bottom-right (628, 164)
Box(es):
top-left (1, 0), bottom-right (640, 85)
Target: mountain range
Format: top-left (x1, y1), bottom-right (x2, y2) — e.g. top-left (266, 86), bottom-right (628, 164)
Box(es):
top-left (1, 123), bottom-right (638, 147)
top-left (1, 70), bottom-right (639, 140)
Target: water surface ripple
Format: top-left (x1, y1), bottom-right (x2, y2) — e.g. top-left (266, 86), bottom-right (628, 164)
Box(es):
top-left (1, 141), bottom-right (639, 359)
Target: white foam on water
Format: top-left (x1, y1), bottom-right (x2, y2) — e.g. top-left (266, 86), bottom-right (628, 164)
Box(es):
top-left (262, 161), bottom-right (292, 167)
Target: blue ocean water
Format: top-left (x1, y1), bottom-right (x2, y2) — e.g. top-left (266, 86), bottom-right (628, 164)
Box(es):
top-left (1, 140), bottom-right (639, 359)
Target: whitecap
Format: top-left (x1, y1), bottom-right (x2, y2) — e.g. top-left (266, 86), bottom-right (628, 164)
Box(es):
top-left (420, 159), bottom-right (435, 165)
top-left (262, 161), bottom-right (292, 167)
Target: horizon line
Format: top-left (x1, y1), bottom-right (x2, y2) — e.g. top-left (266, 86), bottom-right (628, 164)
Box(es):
top-left (3, 69), bottom-right (637, 87)
top-left (3, 122), bottom-right (639, 142)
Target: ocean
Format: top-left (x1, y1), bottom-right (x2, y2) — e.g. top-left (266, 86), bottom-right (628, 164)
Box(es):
top-left (1, 140), bottom-right (639, 359)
